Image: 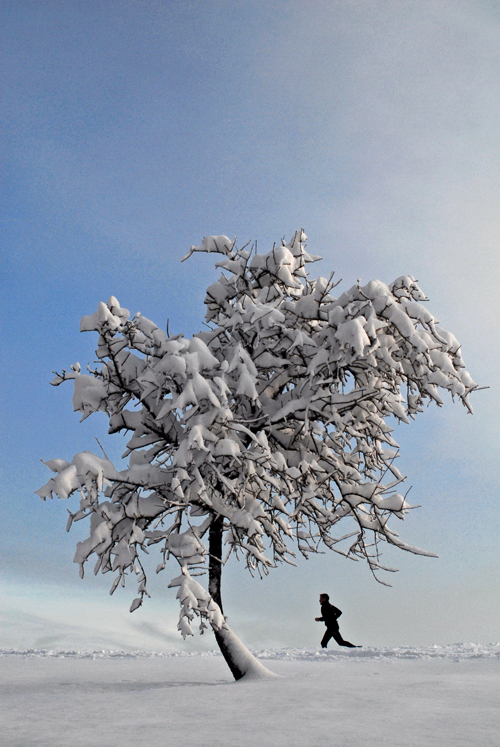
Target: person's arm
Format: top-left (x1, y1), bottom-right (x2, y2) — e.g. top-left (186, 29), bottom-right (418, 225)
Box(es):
top-left (331, 605), bottom-right (342, 619)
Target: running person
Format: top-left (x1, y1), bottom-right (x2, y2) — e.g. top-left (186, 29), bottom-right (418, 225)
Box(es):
top-left (315, 593), bottom-right (360, 648)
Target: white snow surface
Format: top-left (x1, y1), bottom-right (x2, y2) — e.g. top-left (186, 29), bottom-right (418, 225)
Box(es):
top-left (1, 645), bottom-right (498, 747)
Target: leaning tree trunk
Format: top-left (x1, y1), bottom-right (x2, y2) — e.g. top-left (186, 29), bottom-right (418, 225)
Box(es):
top-left (208, 515), bottom-right (277, 681)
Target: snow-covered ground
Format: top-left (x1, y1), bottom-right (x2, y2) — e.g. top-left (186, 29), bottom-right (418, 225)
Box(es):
top-left (1, 645), bottom-right (498, 747)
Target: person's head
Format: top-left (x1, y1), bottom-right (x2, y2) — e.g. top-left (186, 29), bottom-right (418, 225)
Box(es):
top-left (319, 593), bottom-right (329, 603)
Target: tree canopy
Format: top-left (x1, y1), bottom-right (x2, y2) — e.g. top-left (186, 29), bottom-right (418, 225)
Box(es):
top-left (37, 230), bottom-right (476, 678)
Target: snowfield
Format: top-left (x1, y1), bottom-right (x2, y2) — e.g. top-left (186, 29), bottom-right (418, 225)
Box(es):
top-left (1, 645), bottom-right (498, 747)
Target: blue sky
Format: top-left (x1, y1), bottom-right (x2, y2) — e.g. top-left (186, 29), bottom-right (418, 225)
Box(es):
top-left (1, 0), bottom-right (499, 652)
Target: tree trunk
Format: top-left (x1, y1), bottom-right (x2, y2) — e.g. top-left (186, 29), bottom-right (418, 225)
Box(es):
top-left (208, 514), bottom-right (277, 681)
top-left (208, 514), bottom-right (225, 610)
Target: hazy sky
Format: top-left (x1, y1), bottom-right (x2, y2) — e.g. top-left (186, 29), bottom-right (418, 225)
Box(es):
top-left (1, 0), bottom-right (499, 652)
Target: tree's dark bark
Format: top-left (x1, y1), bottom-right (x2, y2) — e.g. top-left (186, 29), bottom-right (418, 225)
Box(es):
top-left (208, 513), bottom-right (224, 611)
top-left (209, 513), bottom-right (245, 680)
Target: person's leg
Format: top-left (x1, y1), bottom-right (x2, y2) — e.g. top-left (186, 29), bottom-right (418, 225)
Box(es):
top-left (320, 628), bottom-right (333, 648)
top-left (331, 626), bottom-right (357, 648)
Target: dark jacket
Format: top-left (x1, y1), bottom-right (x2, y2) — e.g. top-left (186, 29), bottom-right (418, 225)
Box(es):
top-left (319, 601), bottom-right (342, 627)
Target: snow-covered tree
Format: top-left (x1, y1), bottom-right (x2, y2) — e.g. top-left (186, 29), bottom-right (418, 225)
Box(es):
top-left (37, 230), bottom-right (477, 679)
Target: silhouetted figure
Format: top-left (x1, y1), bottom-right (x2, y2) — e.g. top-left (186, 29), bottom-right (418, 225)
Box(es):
top-left (315, 593), bottom-right (360, 648)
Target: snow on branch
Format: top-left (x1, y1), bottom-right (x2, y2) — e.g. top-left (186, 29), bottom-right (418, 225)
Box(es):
top-left (37, 229), bottom-right (478, 633)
